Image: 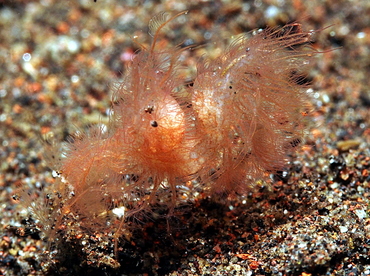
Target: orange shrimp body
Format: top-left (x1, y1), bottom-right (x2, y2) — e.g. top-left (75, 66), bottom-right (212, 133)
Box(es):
top-left (113, 74), bottom-right (198, 177)
top-left (39, 13), bottom-right (316, 242)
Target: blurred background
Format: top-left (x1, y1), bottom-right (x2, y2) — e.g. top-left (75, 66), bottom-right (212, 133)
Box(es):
top-left (0, 1), bottom-right (369, 275)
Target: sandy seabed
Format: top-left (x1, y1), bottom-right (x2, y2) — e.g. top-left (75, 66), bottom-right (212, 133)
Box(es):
top-left (1, 0), bottom-right (370, 275)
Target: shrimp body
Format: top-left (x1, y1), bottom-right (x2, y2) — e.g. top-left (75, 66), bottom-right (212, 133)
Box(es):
top-left (38, 14), bottom-right (316, 244)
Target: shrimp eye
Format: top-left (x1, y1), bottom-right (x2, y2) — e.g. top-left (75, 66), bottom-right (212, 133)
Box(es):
top-left (145, 106), bottom-right (154, 114)
top-left (150, 120), bottom-right (158, 127)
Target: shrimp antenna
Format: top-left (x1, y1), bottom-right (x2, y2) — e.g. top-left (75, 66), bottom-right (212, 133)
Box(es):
top-left (149, 10), bottom-right (188, 53)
